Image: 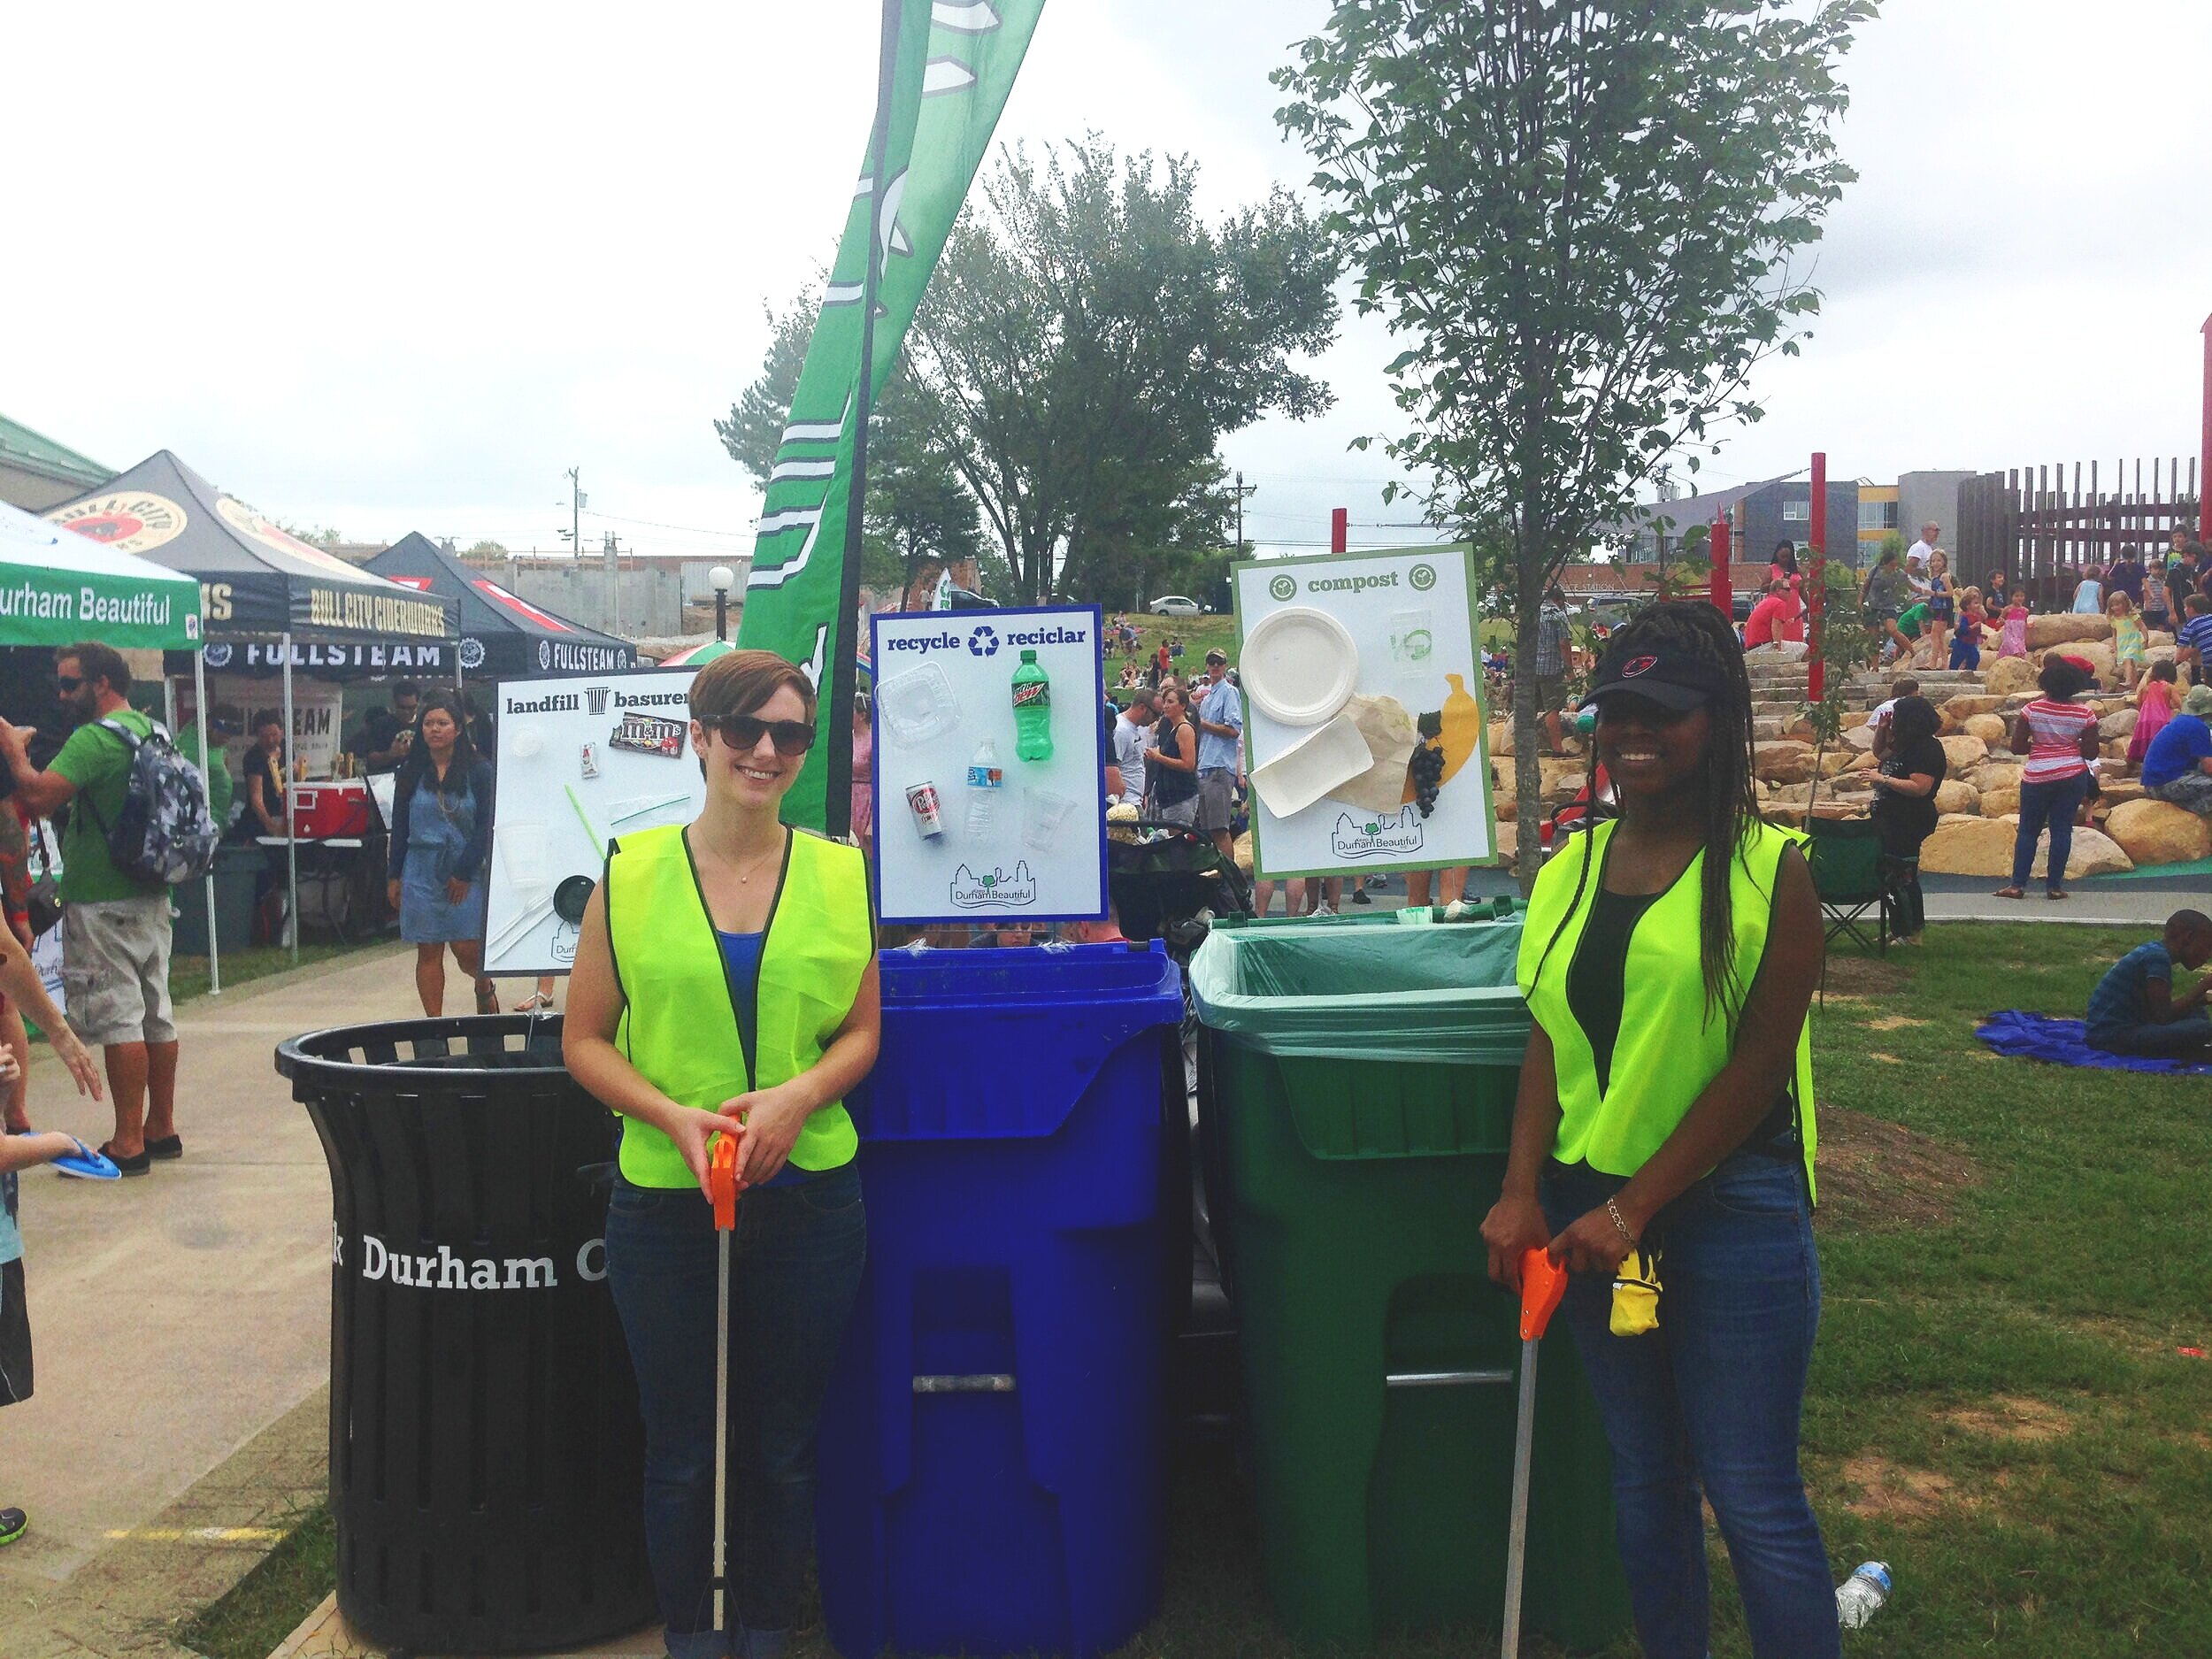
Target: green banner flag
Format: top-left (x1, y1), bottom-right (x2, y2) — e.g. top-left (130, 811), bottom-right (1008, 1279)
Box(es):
top-left (736, 0), bottom-right (1047, 833)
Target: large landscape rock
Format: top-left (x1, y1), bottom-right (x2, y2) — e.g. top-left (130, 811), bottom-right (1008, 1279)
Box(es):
top-left (2026, 613), bottom-right (2113, 649)
top-left (1489, 719), bottom-right (1514, 757)
top-left (1939, 734), bottom-right (1988, 771)
top-left (1933, 780), bottom-right (1981, 816)
top-left (1755, 741), bottom-right (1819, 785)
top-left (1981, 784), bottom-right (2020, 818)
top-left (2103, 799), bottom-right (2212, 865)
top-left (1917, 816), bottom-right (2018, 877)
top-left (1941, 694), bottom-right (2008, 723)
top-left (1966, 760), bottom-right (2024, 795)
top-left (1917, 817), bottom-right (2133, 879)
top-left (1843, 722), bottom-right (1878, 751)
top-left (2099, 707), bottom-right (2139, 739)
top-left (1963, 713), bottom-right (2011, 746)
top-left (2049, 826), bottom-right (2135, 877)
top-left (1985, 656), bottom-right (2041, 697)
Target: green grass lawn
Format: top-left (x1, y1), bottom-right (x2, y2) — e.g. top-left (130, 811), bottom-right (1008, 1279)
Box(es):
top-left (181, 923), bottom-right (2209, 1658)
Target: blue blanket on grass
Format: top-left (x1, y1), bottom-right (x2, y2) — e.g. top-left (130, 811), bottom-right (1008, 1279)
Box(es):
top-left (1976, 1010), bottom-right (2212, 1077)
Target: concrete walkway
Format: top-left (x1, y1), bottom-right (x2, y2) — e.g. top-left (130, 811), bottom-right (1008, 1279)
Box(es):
top-left (0, 946), bottom-right (419, 1653)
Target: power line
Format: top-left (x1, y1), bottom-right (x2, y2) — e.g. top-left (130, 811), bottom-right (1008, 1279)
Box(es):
top-left (581, 507), bottom-right (756, 540)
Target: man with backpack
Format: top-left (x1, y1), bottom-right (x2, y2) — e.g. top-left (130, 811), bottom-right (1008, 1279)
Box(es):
top-left (0, 644), bottom-right (195, 1177)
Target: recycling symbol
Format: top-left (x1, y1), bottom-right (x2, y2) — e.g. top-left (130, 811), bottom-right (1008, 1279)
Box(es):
top-left (968, 626), bottom-right (999, 657)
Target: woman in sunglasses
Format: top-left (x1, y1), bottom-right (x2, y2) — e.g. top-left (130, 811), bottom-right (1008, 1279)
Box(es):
top-left (565, 649), bottom-right (879, 1659)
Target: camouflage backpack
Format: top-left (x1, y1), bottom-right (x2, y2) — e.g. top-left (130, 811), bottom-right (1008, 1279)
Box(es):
top-left (83, 718), bottom-right (221, 887)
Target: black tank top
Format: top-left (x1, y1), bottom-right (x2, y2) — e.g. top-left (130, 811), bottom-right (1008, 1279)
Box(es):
top-left (1151, 720), bottom-right (1198, 806)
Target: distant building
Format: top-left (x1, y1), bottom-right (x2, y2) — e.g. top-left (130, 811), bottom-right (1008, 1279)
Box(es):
top-left (1858, 483), bottom-right (1899, 553)
top-left (1610, 474), bottom-right (1863, 567)
top-left (0, 413), bottom-right (110, 511)
top-left (1895, 471), bottom-right (1978, 556)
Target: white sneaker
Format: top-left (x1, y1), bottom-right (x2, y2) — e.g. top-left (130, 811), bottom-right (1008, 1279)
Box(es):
top-left (1310, 902), bottom-right (1335, 918)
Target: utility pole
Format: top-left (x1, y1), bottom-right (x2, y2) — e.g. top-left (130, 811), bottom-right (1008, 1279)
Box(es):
top-left (603, 530), bottom-right (624, 639)
top-left (1232, 470), bottom-right (1258, 557)
top-left (561, 467), bottom-right (586, 558)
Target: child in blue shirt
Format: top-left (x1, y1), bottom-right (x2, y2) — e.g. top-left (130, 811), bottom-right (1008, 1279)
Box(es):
top-left (2085, 910), bottom-right (2212, 1059)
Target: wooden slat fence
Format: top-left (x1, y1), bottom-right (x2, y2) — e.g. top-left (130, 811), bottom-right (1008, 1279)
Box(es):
top-left (1956, 457), bottom-right (2202, 606)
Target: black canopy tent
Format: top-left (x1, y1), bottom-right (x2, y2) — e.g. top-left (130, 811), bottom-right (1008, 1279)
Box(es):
top-left (49, 450), bottom-right (457, 960)
top-left (366, 534), bottom-right (636, 678)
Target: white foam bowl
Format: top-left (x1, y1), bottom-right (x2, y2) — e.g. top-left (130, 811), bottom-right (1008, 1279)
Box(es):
top-left (1241, 606), bottom-right (1360, 726)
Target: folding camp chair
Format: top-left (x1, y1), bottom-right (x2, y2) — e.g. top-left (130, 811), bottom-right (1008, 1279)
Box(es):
top-left (1804, 817), bottom-right (1889, 1002)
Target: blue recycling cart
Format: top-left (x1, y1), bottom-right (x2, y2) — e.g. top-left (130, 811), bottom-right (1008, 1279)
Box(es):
top-left (814, 941), bottom-right (1186, 1659)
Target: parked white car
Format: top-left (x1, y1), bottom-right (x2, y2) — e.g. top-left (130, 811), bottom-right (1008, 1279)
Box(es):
top-left (1148, 595), bottom-right (1202, 617)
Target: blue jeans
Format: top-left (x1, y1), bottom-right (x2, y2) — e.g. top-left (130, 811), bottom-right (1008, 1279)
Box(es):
top-left (2011, 773), bottom-right (2090, 892)
top-left (1542, 1156), bottom-right (1838, 1659)
top-left (2088, 1016), bottom-right (2212, 1056)
top-left (606, 1165), bottom-right (867, 1659)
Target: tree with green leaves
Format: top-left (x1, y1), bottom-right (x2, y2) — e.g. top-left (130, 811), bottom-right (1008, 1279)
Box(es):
top-left (717, 298), bottom-right (984, 595)
top-left (725, 139), bottom-right (1341, 609)
top-left (1275, 0), bottom-right (1877, 884)
top-left (908, 139), bottom-right (1339, 603)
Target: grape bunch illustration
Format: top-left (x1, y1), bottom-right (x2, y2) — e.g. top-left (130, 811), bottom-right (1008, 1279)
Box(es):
top-left (1408, 740), bottom-right (1446, 818)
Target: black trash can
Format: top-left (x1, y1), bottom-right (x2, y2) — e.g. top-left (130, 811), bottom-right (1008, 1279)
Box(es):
top-left (173, 843), bottom-right (262, 956)
top-left (276, 1014), bottom-right (656, 1655)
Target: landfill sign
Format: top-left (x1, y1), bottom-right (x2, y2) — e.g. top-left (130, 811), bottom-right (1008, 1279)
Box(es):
top-left (1232, 547), bottom-right (1495, 879)
top-left (870, 605), bottom-right (1107, 926)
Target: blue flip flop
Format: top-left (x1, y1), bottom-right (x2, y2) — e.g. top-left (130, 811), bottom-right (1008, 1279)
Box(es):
top-left (52, 1141), bottom-right (121, 1181)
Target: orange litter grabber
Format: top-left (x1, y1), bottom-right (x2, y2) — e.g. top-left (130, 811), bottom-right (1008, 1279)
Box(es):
top-left (707, 1131), bottom-right (741, 1640)
top-left (1502, 1248), bottom-right (1570, 1659)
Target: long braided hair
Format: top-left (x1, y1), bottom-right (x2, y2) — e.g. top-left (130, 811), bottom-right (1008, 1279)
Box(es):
top-left (1532, 600), bottom-right (1763, 1023)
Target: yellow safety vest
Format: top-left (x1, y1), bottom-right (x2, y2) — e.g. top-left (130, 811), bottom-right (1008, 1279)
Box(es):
top-left (1516, 817), bottom-right (1817, 1200)
top-left (605, 823), bottom-right (874, 1188)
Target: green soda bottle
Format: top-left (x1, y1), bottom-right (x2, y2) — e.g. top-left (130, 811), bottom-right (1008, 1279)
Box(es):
top-left (1011, 649), bottom-right (1054, 761)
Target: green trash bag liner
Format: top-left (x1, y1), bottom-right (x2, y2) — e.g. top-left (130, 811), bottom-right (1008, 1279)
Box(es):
top-left (1188, 920), bottom-right (1532, 1064)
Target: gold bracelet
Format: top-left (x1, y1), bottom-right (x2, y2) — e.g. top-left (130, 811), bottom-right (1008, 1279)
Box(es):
top-left (1606, 1197), bottom-right (1639, 1248)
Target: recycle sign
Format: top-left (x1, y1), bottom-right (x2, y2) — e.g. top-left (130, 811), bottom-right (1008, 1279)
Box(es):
top-left (968, 626), bottom-right (1000, 657)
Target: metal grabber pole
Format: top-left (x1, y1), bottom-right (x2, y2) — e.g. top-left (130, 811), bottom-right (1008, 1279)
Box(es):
top-left (1501, 1248), bottom-right (1570, 1659)
top-left (708, 1132), bottom-right (741, 1640)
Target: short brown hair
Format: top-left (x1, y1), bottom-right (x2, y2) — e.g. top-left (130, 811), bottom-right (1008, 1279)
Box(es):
top-left (59, 641), bottom-right (131, 695)
top-left (688, 649), bottom-right (817, 726)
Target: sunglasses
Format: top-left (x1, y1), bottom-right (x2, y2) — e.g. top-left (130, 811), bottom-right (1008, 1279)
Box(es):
top-left (55, 674), bottom-right (83, 693)
top-left (712, 715), bottom-right (816, 757)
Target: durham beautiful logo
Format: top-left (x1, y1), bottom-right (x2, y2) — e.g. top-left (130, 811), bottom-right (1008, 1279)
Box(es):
top-left (950, 861), bottom-right (1038, 910)
top-left (1331, 807), bottom-right (1426, 859)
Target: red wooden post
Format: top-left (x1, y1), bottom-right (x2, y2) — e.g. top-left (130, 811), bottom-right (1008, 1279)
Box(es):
top-left (1709, 515), bottom-right (1732, 615)
top-left (1331, 508), bottom-right (1349, 555)
top-left (1808, 453), bottom-right (1828, 703)
top-left (2200, 314), bottom-right (2211, 543)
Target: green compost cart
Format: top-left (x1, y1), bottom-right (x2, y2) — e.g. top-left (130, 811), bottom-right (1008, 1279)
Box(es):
top-left (1190, 918), bottom-right (1632, 1651)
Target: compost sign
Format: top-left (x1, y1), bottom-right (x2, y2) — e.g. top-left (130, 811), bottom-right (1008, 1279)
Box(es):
top-left (1231, 547), bottom-right (1495, 879)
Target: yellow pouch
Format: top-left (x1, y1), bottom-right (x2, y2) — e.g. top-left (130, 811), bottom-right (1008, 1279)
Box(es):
top-left (1609, 1244), bottom-right (1663, 1337)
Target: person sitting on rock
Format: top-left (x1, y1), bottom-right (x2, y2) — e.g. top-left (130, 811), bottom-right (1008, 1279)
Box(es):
top-left (2139, 683), bottom-right (2212, 818)
top-left (2084, 908), bottom-right (2212, 1061)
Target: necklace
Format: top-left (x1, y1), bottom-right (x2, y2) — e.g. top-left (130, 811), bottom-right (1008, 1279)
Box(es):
top-left (721, 833), bottom-right (784, 887)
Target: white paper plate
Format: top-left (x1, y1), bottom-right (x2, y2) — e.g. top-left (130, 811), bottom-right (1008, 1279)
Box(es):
top-left (1249, 713), bottom-right (1371, 819)
top-left (1242, 607), bottom-right (1360, 726)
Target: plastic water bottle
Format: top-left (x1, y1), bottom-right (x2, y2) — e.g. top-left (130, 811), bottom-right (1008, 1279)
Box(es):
top-left (1011, 649), bottom-right (1054, 761)
top-left (1835, 1562), bottom-right (1893, 1630)
top-left (965, 741), bottom-right (1005, 840)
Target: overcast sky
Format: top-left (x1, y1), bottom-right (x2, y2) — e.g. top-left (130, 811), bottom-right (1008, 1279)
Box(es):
top-left (5, 1), bottom-right (2208, 565)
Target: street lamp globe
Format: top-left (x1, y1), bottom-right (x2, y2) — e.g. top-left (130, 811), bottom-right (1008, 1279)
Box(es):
top-left (709, 565), bottom-right (735, 641)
